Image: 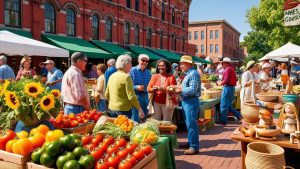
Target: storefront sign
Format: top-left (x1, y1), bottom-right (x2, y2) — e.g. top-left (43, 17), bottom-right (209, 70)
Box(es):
top-left (284, 0), bottom-right (300, 26)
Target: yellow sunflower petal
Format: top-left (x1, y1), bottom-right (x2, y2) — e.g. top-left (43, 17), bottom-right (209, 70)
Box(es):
top-left (0, 80), bottom-right (10, 96)
top-left (40, 94), bottom-right (55, 111)
top-left (24, 82), bottom-right (44, 98)
top-left (4, 91), bottom-right (20, 110)
top-left (51, 89), bottom-right (61, 98)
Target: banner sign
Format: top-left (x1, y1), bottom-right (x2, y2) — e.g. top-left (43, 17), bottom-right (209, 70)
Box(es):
top-left (284, 0), bottom-right (300, 26)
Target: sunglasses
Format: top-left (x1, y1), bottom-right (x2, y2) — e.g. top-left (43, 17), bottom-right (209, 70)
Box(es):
top-left (141, 59), bottom-right (149, 63)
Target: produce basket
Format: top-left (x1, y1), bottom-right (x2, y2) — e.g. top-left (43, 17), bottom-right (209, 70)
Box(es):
top-left (255, 94), bottom-right (278, 102)
top-left (60, 122), bottom-right (95, 135)
top-left (0, 150), bottom-right (30, 169)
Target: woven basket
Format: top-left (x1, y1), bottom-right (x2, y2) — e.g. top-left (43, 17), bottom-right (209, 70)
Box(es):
top-left (245, 142), bottom-right (285, 169)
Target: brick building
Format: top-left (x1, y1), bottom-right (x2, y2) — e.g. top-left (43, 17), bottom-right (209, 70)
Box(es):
top-left (188, 20), bottom-right (241, 63)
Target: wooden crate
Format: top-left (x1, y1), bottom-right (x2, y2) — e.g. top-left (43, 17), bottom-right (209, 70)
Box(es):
top-left (159, 124), bottom-right (177, 135)
top-left (0, 150), bottom-right (30, 169)
top-left (27, 162), bottom-right (53, 169)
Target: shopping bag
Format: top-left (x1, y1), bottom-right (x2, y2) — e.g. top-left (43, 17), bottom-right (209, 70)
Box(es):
top-left (147, 93), bottom-right (155, 115)
top-left (166, 92), bottom-right (179, 110)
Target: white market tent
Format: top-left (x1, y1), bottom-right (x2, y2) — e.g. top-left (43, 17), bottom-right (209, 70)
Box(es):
top-left (259, 42), bottom-right (300, 61)
top-left (0, 30), bottom-right (69, 57)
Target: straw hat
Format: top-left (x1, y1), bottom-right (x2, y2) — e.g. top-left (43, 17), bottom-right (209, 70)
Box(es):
top-left (246, 60), bottom-right (256, 70)
top-left (240, 66), bottom-right (245, 71)
top-left (20, 56), bottom-right (31, 65)
top-left (180, 55), bottom-right (193, 64)
top-left (43, 60), bottom-right (54, 64)
top-left (220, 57), bottom-right (232, 63)
top-left (262, 63), bottom-right (271, 70)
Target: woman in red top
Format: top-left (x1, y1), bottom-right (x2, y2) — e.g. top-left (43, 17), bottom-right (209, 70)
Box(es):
top-left (16, 56), bottom-right (36, 81)
top-left (147, 59), bottom-right (177, 122)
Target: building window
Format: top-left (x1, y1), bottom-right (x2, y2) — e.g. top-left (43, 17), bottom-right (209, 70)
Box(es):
top-left (134, 24), bottom-right (139, 45)
top-left (210, 30), bottom-right (214, 39)
top-left (188, 32), bottom-right (191, 40)
top-left (201, 44), bottom-right (205, 54)
top-left (124, 22), bottom-right (130, 45)
top-left (215, 30), bottom-right (219, 39)
top-left (146, 28), bottom-right (152, 47)
top-left (201, 31), bottom-right (205, 40)
top-left (135, 0), bottom-right (139, 11)
top-left (182, 37), bottom-right (185, 52)
top-left (105, 18), bottom-right (112, 42)
top-left (171, 34), bottom-right (175, 51)
top-left (4, 0), bottom-right (21, 27)
top-left (210, 44), bottom-right (213, 53)
top-left (195, 45), bottom-right (198, 54)
top-left (126, 0), bottom-right (131, 8)
top-left (215, 44), bottom-right (219, 53)
top-left (160, 31), bottom-right (163, 49)
top-left (148, 0), bottom-right (152, 16)
top-left (171, 8), bottom-right (175, 24)
top-left (92, 15), bottom-right (99, 40)
top-left (66, 8), bottom-right (76, 36)
top-left (161, 3), bottom-right (165, 21)
top-left (194, 31), bottom-right (198, 40)
top-left (44, 2), bottom-right (56, 33)
top-left (182, 14), bottom-right (185, 28)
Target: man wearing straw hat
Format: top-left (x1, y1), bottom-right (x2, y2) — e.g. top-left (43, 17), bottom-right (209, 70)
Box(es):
top-left (176, 55), bottom-right (201, 155)
top-left (217, 57), bottom-right (242, 125)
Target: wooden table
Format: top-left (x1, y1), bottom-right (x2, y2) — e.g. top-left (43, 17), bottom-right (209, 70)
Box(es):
top-left (231, 127), bottom-right (300, 169)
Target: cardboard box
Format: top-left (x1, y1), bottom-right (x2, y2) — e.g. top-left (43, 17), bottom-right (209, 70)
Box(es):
top-left (0, 150), bottom-right (30, 169)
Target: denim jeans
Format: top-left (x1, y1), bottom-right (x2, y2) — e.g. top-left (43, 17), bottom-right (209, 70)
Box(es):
top-left (220, 86), bottom-right (241, 123)
top-left (15, 120), bottom-right (54, 133)
top-left (108, 110), bottom-right (132, 119)
top-left (182, 97), bottom-right (200, 149)
top-left (97, 99), bottom-right (107, 112)
top-left (131, 92), bottom-right (149, 122)
top-left (64, 104), bottom-right (85, 115)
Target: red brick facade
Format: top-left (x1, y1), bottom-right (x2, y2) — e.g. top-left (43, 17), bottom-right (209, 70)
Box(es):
top-left (0, 0), bottom-right (191, 54)
top-left (188, 20), bottom-right (241, 63)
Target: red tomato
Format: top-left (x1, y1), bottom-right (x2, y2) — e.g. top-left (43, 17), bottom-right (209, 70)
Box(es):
top-left (117, 148), bottom-right (129, 159)
top-left (93, 114), bottom-right (101, 122)
top-left (127, 155), bottom-right (137, 166)
top-left (99, 142), bottom-right (109, 152)
top-left (70, 120), bottom-right (79, 127)
top-left (77, 117), bottom-right (84, 123)
top-left (118, 159), bottom-right (132, 169)
top-left (115, 138), bottom-right (127, 148)
top-left (91, 148), bottom-right (104, 161)
top-left (0, 130), bottom-right (16, 150)
top-left (126, 143), bottom-right (138, 154)
top-left (140, 145), bottom-right (153, 155)
top-left (81, 134), bottom-right (93, 145)
top-left (107, 144), bottom-right (119, 155)
top-left (94, 160), bottom-right (109, 169)
top-left (63, 119), bottom-right (71, 128)
top-left (91, 134), bottom-right (103, 146)
top-left (132, 150), bottom-right (145, 161)
top-left (103, 136), bottom-right (114, 145)
top-left (107, 154), bottom-right (121, 168)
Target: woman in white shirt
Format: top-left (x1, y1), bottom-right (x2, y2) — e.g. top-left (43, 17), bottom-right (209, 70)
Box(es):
top-left (240, 61), bottom-right (258, 105)
top-left (92, 64), bottom-right (107, 112)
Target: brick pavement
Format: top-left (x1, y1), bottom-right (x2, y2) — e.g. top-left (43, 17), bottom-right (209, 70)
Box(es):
top-left (175, 122), bottom-right (241, 169)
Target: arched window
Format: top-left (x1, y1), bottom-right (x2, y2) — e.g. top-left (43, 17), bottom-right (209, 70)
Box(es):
top-left (160, 31), bottom-right (163, 49)
top-left (45, 2), bottom-right (56, 33)
top-left (4, 0), bottom-right (21, 27)
top-left (92, 15), bottom-right (99, 40)
top-left (148, 0), bottom-right (152, 16)
top-left (171, 8), bottom-right (175, 24)
top-left (146, 28), bottom-right (152, 47)
top-left (134, 24), bottom-right (140, 45)
top-left (105, 18), bottom-right (112, 42)
top-left (66, 8), bottom-right (76, 36)
top-left (124, 22), bottom-right (130, 45)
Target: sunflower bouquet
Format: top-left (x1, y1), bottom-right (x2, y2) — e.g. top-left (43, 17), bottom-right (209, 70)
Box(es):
top-left (0, 78), bottom-right (61, 129)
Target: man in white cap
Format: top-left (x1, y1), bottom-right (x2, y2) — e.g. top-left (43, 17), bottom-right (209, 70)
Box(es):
top-left (129, 54), bottom-right (151, 122)
top-left (104, 58), bottom-right (117, 87)
top-left (217, 57), bottom-right (241, 125)
top-left (176, 55), bottom-right (201, 155)
top-left (0, 55), bottom-right (15, 82)
top-left (44, 60), bottom-right (63, 90)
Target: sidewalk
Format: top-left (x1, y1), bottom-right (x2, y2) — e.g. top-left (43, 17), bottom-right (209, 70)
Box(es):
top-left (175, 122), bottom-right (241, 169)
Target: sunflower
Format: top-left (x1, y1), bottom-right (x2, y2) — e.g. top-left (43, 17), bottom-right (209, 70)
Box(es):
top-left (0, 80), bottom-right (10, 96)
top-left (24, 82), bottom-right (44, 98)
top-left (51, 89), bottom-right (61, 98)
top-left (40, 94), bottom-right (55, 111)
top-left (4, 91), bottom-right (20, 109)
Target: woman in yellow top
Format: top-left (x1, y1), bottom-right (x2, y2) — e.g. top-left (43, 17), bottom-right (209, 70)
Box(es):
top-left (105, 54), bottom-right (145, 119)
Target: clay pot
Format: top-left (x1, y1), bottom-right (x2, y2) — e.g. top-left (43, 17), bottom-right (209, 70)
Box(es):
top-left (241, 102), bottom-right (260, 124)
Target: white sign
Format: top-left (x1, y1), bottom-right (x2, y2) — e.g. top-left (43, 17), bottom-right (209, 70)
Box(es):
top-left (284, 4), bottom-right (300, 26)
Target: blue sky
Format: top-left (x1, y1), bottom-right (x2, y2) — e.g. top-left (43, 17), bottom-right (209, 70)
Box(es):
top-left (189, 0), bottom-right (260, 41)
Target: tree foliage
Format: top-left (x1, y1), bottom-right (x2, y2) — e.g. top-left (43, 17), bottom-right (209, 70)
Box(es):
top-left (244, 0), bottom-right (300, 61)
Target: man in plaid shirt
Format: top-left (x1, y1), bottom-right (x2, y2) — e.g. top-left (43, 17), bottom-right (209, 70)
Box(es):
top-left (177, 55), bottom-right (201, 155)
top-left (130, 54), bottom-right (152, 122)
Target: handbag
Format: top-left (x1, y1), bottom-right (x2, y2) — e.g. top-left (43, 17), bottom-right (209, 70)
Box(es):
top-left (147, 93), bottom-right (155, 115)
top-left (166, 92), bottom-right (179, 110)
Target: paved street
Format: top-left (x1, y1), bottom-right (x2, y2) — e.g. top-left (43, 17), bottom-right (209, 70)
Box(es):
top-left (175, 122), bottom-right (241, 169)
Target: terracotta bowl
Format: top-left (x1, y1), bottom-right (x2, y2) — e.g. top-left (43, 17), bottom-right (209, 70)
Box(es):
top-left (241, 102), bottom-right (260, 124)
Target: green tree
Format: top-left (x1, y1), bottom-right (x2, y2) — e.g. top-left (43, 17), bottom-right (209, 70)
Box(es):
top-left (244, 0), bottom-right (300, 61)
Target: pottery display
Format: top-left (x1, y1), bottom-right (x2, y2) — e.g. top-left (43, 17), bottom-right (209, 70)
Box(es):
top-left (241, 102), bottom-right (260, 124)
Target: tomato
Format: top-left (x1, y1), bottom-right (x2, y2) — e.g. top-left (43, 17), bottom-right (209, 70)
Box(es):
top-left (79, 155), bottom-right (95, 169)
top-left (29, 133), bottom-right (45, 149)
top-left (94, 160), bottom-right (109, 169)
top-left (31, 147), bottom-right (45, 164)
top-left (59, 135), bottom-right (76, 151)
top-left (74, 139), bottom-right (83, 147)
top-left (0, 130), bottom-right (16, 150)
top-left (63, 119), bottom-right (71, 128)
top-left (68, 113), bottom-right (75, 119)
top-left (70, 120), bottom-right (79, 127)
top-left (45, 141), bottom-right (62, 157)
top-left (103, 136), bottom-right (114, 145)
top-left (90, 148), bottom-right (103, 161)
top-left (140, 145), bottom-right (152, 155)
top-left (40, 152), bottom-right (55, 167)
top-left (36, 125), bottom-right (50, 135)
top-left (84, 119), bottom-right (89, 123)
top-left (45, 130), bottom-right (64, 142)
top-left (115, 138), bottom-right (127, 148)
top-left (93, 114), bottom-right (101, 122)
top-left (107, 154), bottom-right (121, 168)
top-left (117, 148), bottom-right (129, 160)
top-left (77, 117), bottom-right (84, 123)
top-left (56, 152), bottom-right (75, 169)
top-left (91, 134), bottom-right (103, 146)
top-left (98, 142), bottom-right (109, 151)
top-left (73, 147), bottom-right (89, 159)
top-left (126, 143), bottom-right (138, 154)
top-left (81, 135), bottom-right (92, 145)
top-left (85, 143), bottom-right (97, 151)
top-left (126, 155), bottom-right (137, 166)
top-left (107, 144), bottom-right (119, 155)
top-left (5, 139), bottom-right (17, 152)
top-left (16, 131), bottom-right (28, 139)
top-left (63, 160), bottom-right (80, 169)
top-left (118, 159), bottom-right (132, 169)
top-left (12, 138), bottom-right (33, 156)
top-left (132, 150), bottom-right (145, 161)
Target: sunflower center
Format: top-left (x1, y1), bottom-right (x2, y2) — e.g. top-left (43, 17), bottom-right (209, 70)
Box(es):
top-left (10, 95), bottom-right (17, 104)
top-left (43, 98), bottom-right (50, 106)
top-left (29, 87), bottom-right (38, 93)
